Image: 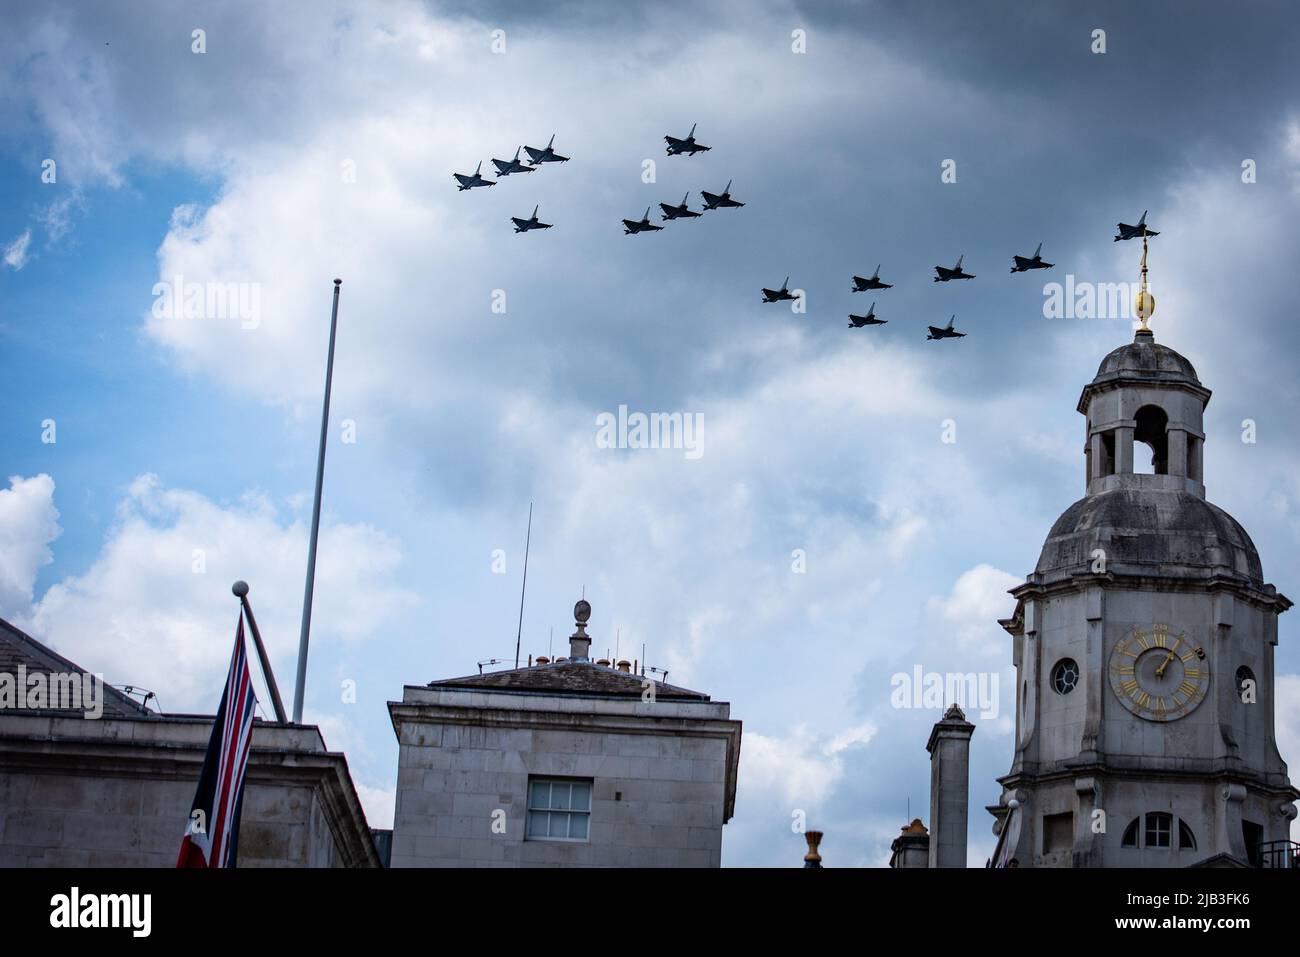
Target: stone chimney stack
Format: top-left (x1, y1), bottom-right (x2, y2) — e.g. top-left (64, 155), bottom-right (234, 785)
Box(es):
top-left (888, 819), bottom-right (930, 868)
top-left (926, 703), bottom-right (975, 868)
top-left (568, 599), bottom-right (592, 661)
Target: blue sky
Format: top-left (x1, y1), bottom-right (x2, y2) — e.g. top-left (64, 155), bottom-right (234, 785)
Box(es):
top-left (2, 0), bottom-right (1299, 866)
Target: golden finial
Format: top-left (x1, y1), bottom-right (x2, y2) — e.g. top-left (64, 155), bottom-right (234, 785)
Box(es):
top-left (1135, 227), bottom-right (1155, 331)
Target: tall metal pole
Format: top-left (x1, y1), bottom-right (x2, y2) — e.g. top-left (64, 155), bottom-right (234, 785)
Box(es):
top-left (293, 278), bottom-right (342, 723)
top-left (513, 502), bottom-right (533, 668)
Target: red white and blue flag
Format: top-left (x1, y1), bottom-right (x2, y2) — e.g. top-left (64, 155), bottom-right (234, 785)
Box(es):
top-left (176, 613), bottom-right (258, 868)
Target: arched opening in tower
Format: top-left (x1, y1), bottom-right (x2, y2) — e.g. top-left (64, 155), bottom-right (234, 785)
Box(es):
top-left (1133, 405), bottom-right (1169, 475)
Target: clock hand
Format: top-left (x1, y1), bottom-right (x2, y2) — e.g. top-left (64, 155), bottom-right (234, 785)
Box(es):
top-left (1155, 650), bottom-right (1175, 678)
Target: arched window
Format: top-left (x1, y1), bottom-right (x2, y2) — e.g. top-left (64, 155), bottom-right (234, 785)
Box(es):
top-left (1121, 813), bottom-right (1195, 850)
top-left (1134, 405), bottom-right (1169, 475)
top-left (1121, 818), bottom-right (1139, 847)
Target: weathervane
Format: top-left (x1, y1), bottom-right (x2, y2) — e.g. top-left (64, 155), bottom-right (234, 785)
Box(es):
top-left (1135, 227), bottom-right (1155, 332)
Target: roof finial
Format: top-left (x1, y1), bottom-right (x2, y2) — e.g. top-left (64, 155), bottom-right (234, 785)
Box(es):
top-left (1135, 227), bottom-right (1155, 334)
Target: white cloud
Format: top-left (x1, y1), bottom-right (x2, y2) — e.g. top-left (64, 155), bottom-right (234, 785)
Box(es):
top-left (354, 783), bottom-right (396, 831)
top-left (741, 721), bottom-right (877, 810)
top-left (0, 474), bottom-right (61, 617)
top-left (3, 229), bottom-right (31, 269)
top-left (927, 564), bottom-right (1022, 655)
top-left (19, 474), bottom-right (418, 712)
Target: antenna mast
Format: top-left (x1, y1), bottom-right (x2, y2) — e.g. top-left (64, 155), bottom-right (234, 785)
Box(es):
top-left (513, 503), bottom-right (533, 668)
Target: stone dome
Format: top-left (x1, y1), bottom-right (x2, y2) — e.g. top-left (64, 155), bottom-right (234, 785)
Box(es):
top-left (1093, 330), bottom-right (1200, 385)
top-left (1035, 487), bottom-right (1263, 584)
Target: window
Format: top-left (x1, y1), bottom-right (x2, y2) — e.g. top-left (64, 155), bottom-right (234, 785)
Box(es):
top-left (1243, 821), bottom-right (1263, 867)
top-left (1236, 666), bottom-right (1257, 703)
top-left (1144, 812), bottom-right (1172, 848)
top-left (1100, 431), bottom-right (1116, 476)
top-left (1042, 812), bottom-right (1073, 854)
top-left (527, 777), bottom-right (592, 842)
top-left (1123, 814), bottom-right (1195, 851)
top-left (1051, 658), bottom-right (1080, 695)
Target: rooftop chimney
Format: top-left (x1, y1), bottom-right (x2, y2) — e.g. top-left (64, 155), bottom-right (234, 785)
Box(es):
top-left (803, 830), bottom-right (824, 868)
top-left (569, 599), bottom-right (592, 661)
top-left (927, 703), bottom-right (975, 868)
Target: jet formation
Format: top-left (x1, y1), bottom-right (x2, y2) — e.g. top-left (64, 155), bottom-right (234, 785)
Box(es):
top-left (625, 128), bottom-right (744, 234)
top-left (451, 134), bottom-right (1155, 344)
top-left (454, 135), bottom-right (570, 230)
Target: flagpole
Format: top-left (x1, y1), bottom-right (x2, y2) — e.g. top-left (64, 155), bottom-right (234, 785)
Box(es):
top-left (233, 580), bottom-right (287, 723)
top-left (293, 278), bottom-right (342, 724)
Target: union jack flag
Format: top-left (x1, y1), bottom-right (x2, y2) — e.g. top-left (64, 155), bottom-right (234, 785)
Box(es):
top-left (176, 613), bottom-right (258, 868)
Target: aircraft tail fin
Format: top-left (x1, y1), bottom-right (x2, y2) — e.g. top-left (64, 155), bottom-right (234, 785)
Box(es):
top-left (724, 179), bottom-right (732, 194)
top-left (873, 264), bottom-right (880, 278)
top-left (547, 134), bottom-right (555, 149)
top-left (1033, 242), bottom-right (1042, 258)
top-left (682, 193), bottom-right (689, 205)
top-left (947, 314), bottom-right (955, 329)
top-left (475, 161), bottom-right (481, 175)
top-left (688, 122), bottom-right (697, 138)
top-left (1138, 210), bottom-right (1147, 225)
top-left (783, 276), bottom-right (789, 290)
top-left (644, 206), bottom-right (651, 220)
top-left (532, 204), bottom-right (538, 218)
top-left (956, 254), bottom-right (964, 269)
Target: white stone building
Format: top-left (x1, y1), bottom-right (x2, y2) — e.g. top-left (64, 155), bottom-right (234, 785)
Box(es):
top-left (388, 600), bottom-right (742, 867)
top-left (0, 618), bottom-right (381, 867)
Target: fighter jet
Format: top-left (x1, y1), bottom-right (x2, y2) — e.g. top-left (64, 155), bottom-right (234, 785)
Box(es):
top-left (851, 265), bottom-right (892, 292)
top-left (492, 147), bottom-right (536, 177)
top-left (664, 123), bottom-right (711, 156)
top-left (1114, 210), bottom-right (1159, 242)
top-left (511, 205), bottom-right (552, 233)
top-left (761, 277), bottom-right (797, 303)
top-left (1010, 243), bottom-right (1054, 273)
top-left (933, 255), bottom-right (975, 282)
top-left (926, 315), bottom-right (966, 340)
top-left (659, 194), bottom-right (701, 221)
top-left (453, 161), bottom-right (495, 191)
top-left (848, 303), bottom-right (887, 328)
top-left (524, 134), bottom-right (569, 165)
top-left (701, 180), bottom-right (744, 210)
top-left (623, 207), bottom-right (664, 234)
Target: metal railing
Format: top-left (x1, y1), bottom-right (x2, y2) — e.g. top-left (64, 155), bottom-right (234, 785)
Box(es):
top-left (1255, 840), bottom-right (1299, 869)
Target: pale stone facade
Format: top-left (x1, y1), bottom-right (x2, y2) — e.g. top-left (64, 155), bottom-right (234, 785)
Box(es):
top-left (0, 619), bottom-right (381, 868)
top-left (389, 602), bottom-right (741, 867)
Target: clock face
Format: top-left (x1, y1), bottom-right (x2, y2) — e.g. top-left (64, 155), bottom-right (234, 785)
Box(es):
top-left (1108, 624), bottom-right (1210, 722)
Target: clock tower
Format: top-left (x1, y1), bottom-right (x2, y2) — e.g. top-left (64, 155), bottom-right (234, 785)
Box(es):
top-left (993, 324), bottom-right (1297, 867)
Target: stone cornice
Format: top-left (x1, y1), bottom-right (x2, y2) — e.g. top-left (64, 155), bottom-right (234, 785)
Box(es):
top-left (388, 699), bottom-right (743, 824)
top-left (0, 714), bottom-right (381, 868)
